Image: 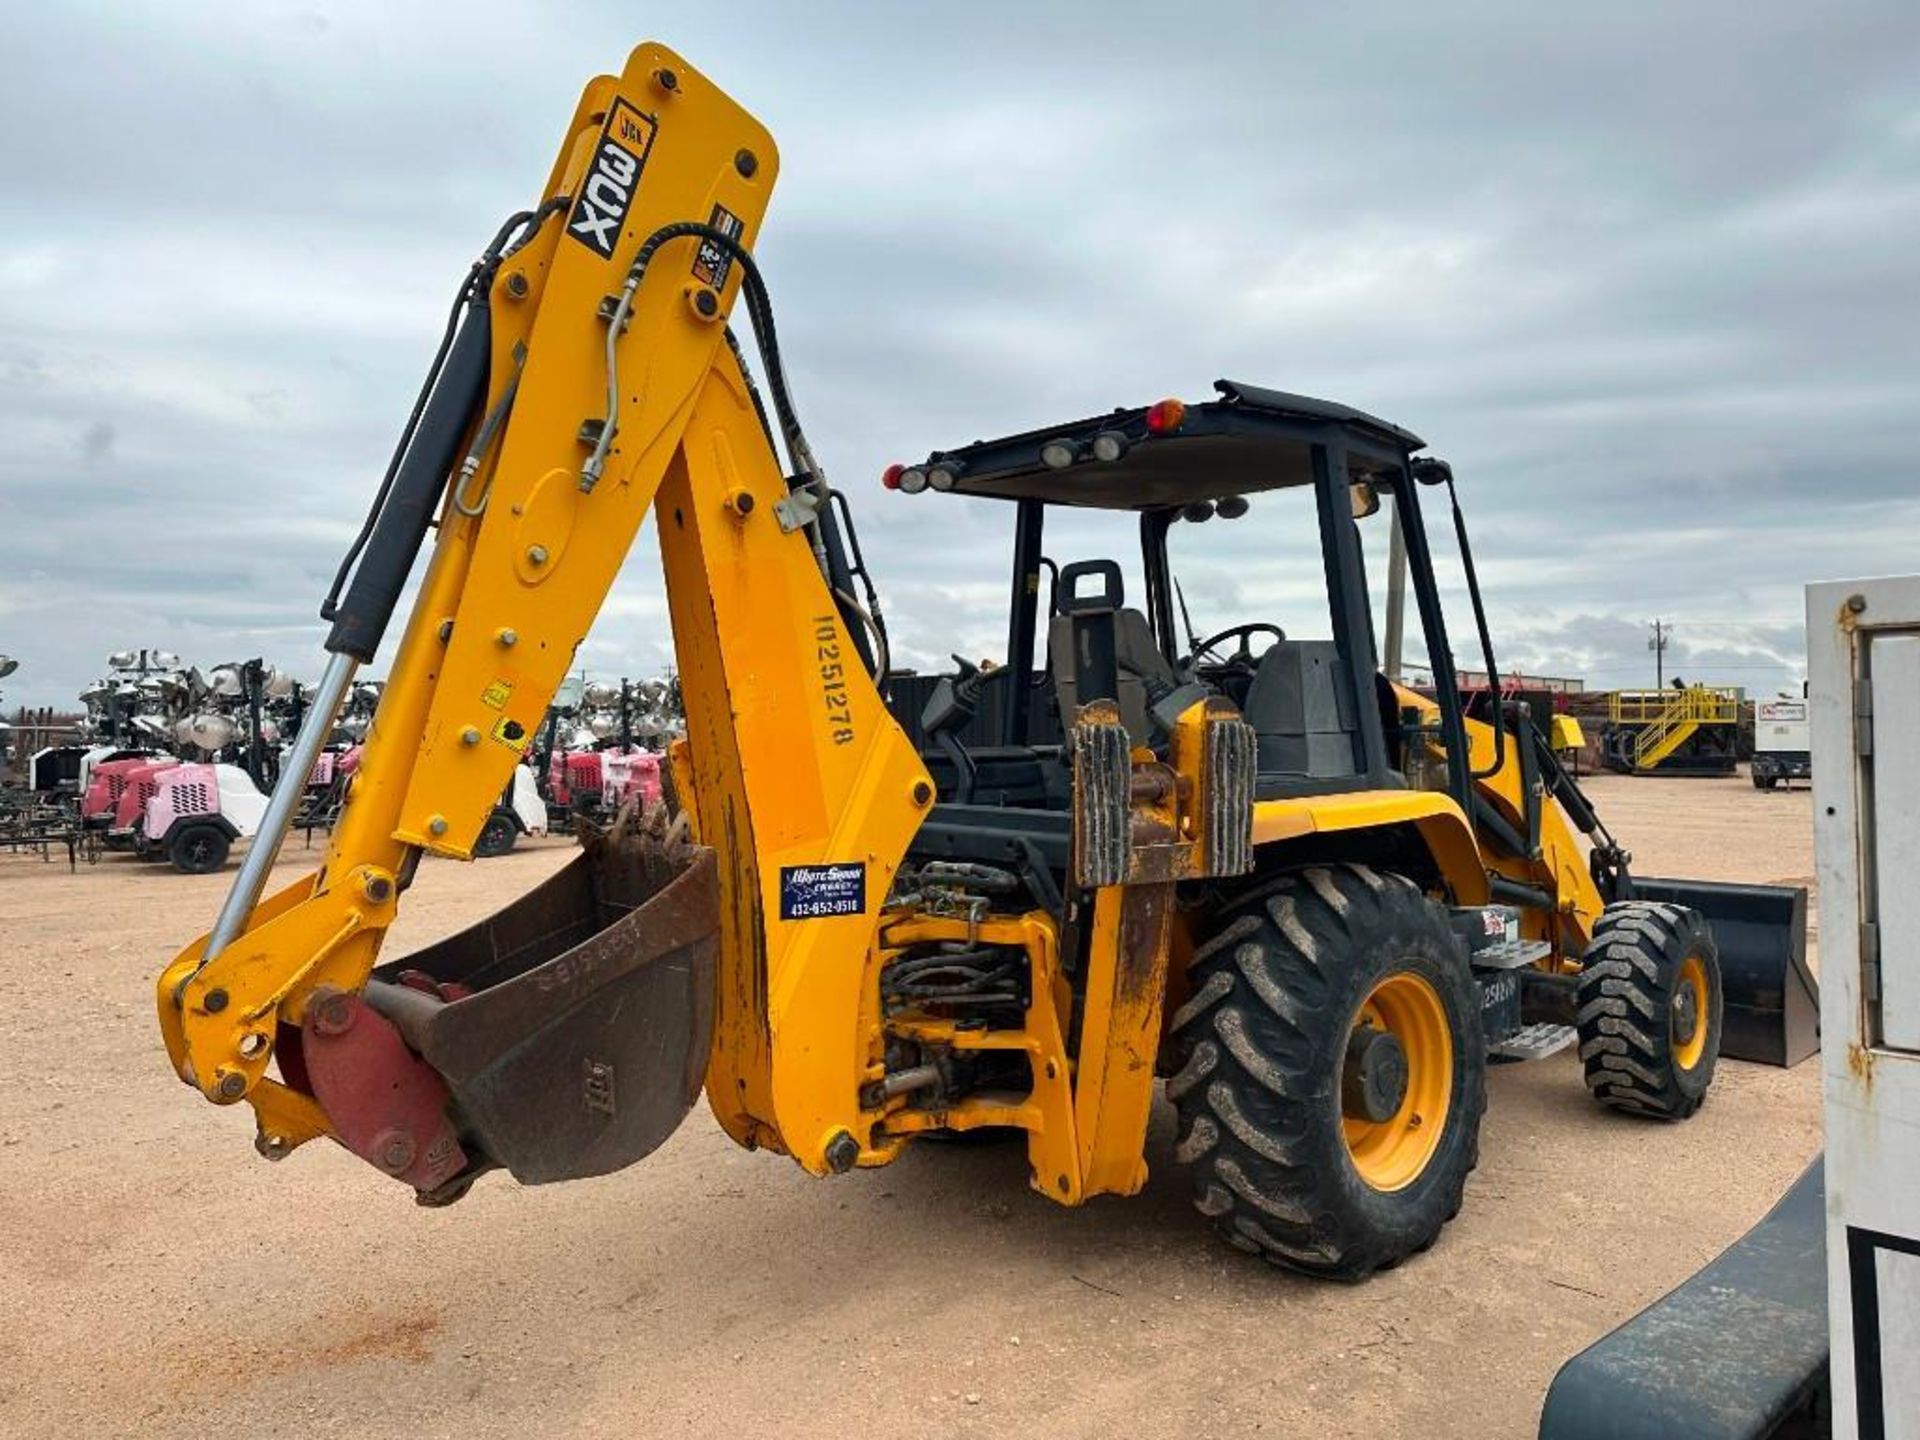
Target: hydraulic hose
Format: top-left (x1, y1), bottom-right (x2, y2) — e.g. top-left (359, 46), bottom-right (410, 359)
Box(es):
top-left (587, 221), bottom-right (892, 681)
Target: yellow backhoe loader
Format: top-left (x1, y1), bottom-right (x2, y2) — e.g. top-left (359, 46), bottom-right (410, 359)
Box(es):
top-left (155, 43), bottom-right (1817, 1279)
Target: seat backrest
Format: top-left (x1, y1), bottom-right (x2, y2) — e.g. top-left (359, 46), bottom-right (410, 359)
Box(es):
top-left (1115, 609), bottom-right (1181, 695)
top-left (1050, 607), bottom-right (1175, 742)
top-left (1242, 640), bottom-right (1362, 779)
top-left (1046, 560), bottom-right (1183, 743)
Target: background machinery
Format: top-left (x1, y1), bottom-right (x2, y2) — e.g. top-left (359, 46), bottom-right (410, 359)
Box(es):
top-left (18, 651), bottom-right (538, 870)
top-left (0, 655), bottom-right (91, 866)
top-left (1600, 682), bottom-right (1743, 776)
top-left (474, 761), bottom-right (552, 857)
top-left (0, 652), bottom-right (14, 762)
top-left (113, 758), bottom-right (271, 873)
top-left (63, 652), bottom-right (290, 871)
top-left (537, 675), bottom-right (675, 824)
top-left (1752, 692), bottom-right (1812, 791)
top-left (156, 44), bottom-right (1812, 1279)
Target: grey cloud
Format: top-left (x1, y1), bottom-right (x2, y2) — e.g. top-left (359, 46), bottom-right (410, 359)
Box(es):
top-left (80, 420), bottom-right (115, 464)
top-left (3, 1), bottom-right (1916, 708)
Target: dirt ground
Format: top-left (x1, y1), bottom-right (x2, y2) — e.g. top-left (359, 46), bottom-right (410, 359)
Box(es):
top-left (0, 771), bottom-right (1821, 1439)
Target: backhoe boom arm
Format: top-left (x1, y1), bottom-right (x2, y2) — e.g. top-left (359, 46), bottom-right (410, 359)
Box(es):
top-left (157, 44), bottom-right (931, 1183)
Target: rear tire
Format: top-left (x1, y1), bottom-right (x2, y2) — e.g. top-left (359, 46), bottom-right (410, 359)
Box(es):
top-left (1576, 902), bottom-right (1721, 1119)
top-left (168, 823), bottom-right (230, 875)
top-left (474, 811), bottom-right (519, 859)
top-left (1169, 864), bottom-right (1486, 1281)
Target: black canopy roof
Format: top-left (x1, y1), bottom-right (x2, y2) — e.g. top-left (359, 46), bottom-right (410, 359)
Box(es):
top-left (917, 380), bottom-right (1426, 510)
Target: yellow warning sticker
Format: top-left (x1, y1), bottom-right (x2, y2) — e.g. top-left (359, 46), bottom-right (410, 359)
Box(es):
top-left (480, 679), bottom-right (513, 711)
top-left (491, 716), bottom-right (530, 754)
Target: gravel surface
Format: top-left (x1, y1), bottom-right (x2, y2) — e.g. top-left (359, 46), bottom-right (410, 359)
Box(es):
top-left (0, 771), bottom-right (1821, 1438)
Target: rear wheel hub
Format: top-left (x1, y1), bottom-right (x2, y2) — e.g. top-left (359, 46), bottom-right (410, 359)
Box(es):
top-left (1342, 1024), bottom-right (1409, 1124)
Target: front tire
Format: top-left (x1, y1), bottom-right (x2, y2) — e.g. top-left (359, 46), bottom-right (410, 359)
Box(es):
top-left (1575, 902), bottom-right (1722, 1119)
top-left (1169, 864), bottom-right (1486, 1281)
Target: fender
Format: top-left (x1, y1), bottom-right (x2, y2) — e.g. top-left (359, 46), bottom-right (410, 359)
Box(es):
top-left (166, 814), bottom-right (241, 845)
top-left (1251, 789), bottom-right (1490, 905)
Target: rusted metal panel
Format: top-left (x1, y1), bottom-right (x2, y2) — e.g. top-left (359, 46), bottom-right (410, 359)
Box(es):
top-left (1071, 703), bottom-right (1131, 888)
top-left (1203, 708), bottom-right (1256, 876)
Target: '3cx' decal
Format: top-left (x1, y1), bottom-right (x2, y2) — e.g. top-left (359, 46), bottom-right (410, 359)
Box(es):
top-left (568, 99), bottom-right (657, 259)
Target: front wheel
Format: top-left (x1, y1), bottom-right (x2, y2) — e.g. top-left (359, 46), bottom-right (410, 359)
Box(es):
top-left (1169, 864), bottom-right (1485, 1280)
top-left (1576, 902), bottom-right (1722, 1119)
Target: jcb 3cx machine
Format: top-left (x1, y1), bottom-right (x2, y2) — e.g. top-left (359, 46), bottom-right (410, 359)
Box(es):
top-left (157, 43), bottom-right (1814, 1280)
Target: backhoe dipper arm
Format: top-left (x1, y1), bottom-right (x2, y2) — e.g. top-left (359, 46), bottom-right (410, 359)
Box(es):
top-left (156, 45), bottom-right (932, 1182)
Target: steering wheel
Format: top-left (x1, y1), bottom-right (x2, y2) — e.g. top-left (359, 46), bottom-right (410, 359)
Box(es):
top-left (1186, 623), bottom-right (1286, 670)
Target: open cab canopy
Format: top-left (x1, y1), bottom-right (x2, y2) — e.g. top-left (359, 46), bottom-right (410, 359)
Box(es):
top-left (899, 379), bottom-right (1426, 511)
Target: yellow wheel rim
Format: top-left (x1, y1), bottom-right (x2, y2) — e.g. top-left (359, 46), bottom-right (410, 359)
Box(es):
top-left (1672, 953), bottom-right (1710, 1070)
top-left (1342, 972), bottom-right (1453, 1193)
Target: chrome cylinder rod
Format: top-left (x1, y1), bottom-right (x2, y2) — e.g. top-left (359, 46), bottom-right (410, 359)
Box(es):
top-left (203, 650), bottom-right (358, 962)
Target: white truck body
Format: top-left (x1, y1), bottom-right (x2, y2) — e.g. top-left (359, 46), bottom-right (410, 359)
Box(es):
top-left (1755, 696), bottom-right (1810, 753)
top-left (1753, 695), bottom-right (1812, 787)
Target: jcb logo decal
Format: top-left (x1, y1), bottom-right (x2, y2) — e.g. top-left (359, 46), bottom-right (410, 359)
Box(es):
top-left (568, 100), bottom-right (656, 259)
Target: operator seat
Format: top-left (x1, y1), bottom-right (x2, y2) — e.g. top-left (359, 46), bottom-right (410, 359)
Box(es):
top-left (1047, 562), bottom-right (1182, 743)
top-left (1240, 639), bottom-right (1366, 781)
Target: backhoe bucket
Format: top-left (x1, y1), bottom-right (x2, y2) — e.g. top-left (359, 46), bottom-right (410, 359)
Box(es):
top-left (1633, 876), bottom-right (1818, 1067)
top-left (335, 816), bottom-right (718, 1194)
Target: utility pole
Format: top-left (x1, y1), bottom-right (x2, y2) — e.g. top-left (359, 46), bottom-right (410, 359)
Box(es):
top-left (1649, 619), bottom-right (1669, 690)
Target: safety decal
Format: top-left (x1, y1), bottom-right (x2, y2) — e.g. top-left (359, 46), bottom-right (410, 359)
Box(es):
top-left (692, 203), bottom-right (744, 288)
top-left (779, 862), bottom-right (866, 920)
top-left (568, 99), bottom-right (657, 259)
top-left (480, 679), bottom-right (513, 711)
top-left (490, 715), bottom-right (530, 754)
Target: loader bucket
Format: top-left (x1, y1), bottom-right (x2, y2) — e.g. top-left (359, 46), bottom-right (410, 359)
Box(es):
top-left (1632, 876), bottom-right (1818, 1067)
top-left (354, 815), bottom-right (719, 1191)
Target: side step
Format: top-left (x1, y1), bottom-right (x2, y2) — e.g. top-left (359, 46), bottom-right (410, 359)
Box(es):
top-left (1472, 938), bottom-right (1555, 971)
top-left (1538, 1158), bottom-right (1828, 1439)
top-left (1490, 1021), bottom-right (1577, 1062)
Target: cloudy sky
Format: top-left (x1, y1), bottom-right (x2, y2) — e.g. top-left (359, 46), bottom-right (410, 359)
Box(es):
top-left (3, 1), bottom-right (1916, 711)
